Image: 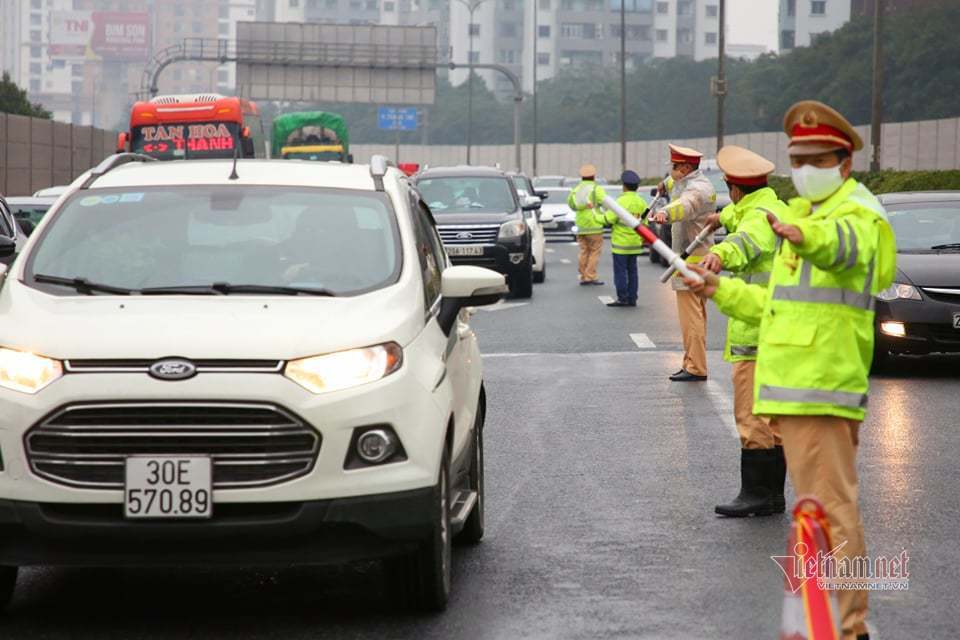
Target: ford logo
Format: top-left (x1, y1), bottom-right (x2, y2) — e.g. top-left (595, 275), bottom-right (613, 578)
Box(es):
top-left (456, 231), bottom-right (474, 240)
top-left (148, 359), bottom-right (197, 381)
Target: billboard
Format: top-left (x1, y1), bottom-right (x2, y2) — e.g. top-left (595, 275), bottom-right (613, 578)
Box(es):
top-left (235, 22), bottom-right (438, 105)
top-left (49, 11), bottom-right (150, 61)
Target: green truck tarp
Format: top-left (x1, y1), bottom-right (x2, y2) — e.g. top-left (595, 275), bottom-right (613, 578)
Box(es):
top-left (271, 112), bottom-right (350, 160)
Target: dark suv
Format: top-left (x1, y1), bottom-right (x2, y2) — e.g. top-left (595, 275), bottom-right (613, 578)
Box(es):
top-left (415, 166), bottom-right (536, 298)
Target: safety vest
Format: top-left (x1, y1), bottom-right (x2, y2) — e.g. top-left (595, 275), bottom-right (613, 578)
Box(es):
top-left (712, 179), bottom-right (897, 421)
top-left (709, 187), bottom-right (789, 362)
top-left (604, 191), bottom-right (649, 255)
top-left (567, 180), bottom-right (607, 235)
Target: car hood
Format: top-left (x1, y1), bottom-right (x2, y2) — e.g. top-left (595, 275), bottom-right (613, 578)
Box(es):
top-left (896, 252), bottom-right (960, 288)
top-left (432, 212), bottom-right (518, 225)
top-left (0, 280), bottom-right (422, 360)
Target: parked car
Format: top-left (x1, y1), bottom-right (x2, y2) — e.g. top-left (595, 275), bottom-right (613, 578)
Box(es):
top-left (873, 191), bottom-right (960, 368)
top-left (5, 196), bottom-right (56, 236)
top-left (533, 175), bottom-right (568, 189)
top-left (416, 166), bottom-right (537, 298)
top-left (540, 187), bottom-right (577, 241)
top-left (32, 185), bottom-right (69, 199)
top-left (0, 154), bottom-right (507, 611)
top-left (0, 197), bottom-right (25, 265)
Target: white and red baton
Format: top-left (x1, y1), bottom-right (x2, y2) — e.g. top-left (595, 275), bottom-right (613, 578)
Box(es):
top-left (659, 224), bottom-right (715, 283)
top-left (601, 195), bottom-right (703, 285)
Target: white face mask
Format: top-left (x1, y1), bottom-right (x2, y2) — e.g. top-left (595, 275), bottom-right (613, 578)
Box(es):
top-left (791, 164), bottom-right (845, 202)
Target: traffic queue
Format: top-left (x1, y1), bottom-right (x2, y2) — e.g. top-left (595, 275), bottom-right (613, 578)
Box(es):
top-left (0, 94), bottom-right (894, 639)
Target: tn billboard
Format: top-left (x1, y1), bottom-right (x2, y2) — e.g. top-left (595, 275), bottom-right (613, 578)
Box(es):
top-left (49, 11), bottom-right (151, 60)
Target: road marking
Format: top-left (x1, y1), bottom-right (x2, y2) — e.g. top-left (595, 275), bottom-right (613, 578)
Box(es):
top-left (546, 248), bottom-right (555, 254)
top-left (705, 379), bottom-right (739, 439)
top-left (478, 301), bottom-right (529, 313)
top-left (629, 333), bottom-right (656, 349)
top-left (598, 295), bottom-right (615, 305)
top-left (560, 258), bottom-right (571, 264)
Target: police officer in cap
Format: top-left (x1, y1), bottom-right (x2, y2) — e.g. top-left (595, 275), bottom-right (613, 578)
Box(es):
top-left (685, 101), bottom-right (897, 640)
top-left (603, 170), bottom-right (649, 307)
top-left (568, 164), bottom-right (607, 286)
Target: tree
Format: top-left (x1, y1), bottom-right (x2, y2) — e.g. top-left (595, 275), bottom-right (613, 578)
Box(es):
top-left (0, 72), bottom-right (51, 119)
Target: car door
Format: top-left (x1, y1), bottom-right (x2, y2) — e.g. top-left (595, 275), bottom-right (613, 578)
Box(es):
top-left (413, 198), bottom-right (478, 466)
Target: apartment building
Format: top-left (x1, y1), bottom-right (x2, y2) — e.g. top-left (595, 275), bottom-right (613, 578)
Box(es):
top-left (779, 0), bottom-right (851, 50)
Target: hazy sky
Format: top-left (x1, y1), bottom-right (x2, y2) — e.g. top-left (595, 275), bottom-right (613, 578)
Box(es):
top-left (727, 0), bottom-right (779, 53)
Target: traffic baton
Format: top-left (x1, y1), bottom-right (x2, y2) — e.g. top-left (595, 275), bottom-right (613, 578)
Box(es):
top-left (601, 195), bottom-right (703, 285)
top-left (779, 497), bottom-right (842, 640)
top-left (659, 224), bottom-right (716, 283)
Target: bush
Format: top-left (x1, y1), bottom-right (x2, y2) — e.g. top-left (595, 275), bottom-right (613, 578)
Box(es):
top-left (768, 170), bottom-right (960, 203)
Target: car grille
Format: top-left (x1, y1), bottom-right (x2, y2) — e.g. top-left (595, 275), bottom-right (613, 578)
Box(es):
top-left (437, 224), bottom-right (500, 245)
top-left (920, 288), bottom-right (960, 304)
top-left (25, 402), bottom-right (320, 490)
top-left (64, 359), bottom-right (283, 373)
top-left (926, 324), bottom-right (960, 345)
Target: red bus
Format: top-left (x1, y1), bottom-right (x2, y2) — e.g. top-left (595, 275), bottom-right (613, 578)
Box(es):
top-left (117, 94), bottom-right (267, 160)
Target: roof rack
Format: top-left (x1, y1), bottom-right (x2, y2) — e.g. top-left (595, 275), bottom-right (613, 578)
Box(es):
top-left (79, 153), bottom-right (157, 190)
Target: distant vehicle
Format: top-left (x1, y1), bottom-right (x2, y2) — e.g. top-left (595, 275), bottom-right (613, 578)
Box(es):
top-left (533, 175), bottom-right (567, 188)
top-left (4, 196), bottom-right (56, 236)
top-left (508, 173), bottom-right (552, 284)
top-left (272, 111), bottom-right (351, 162)
top-left (0, 197), bottom-right (24, 265)
top-left (539, 187), bottom-right (577, 241)
top-left (32, 186), bottom-right (68, 199)
top-left (117, 94), bottom-right (267, 160)
top-left (873, 191), bottom-right (960, 368)
top-left (415, 166), bottom-right (537, 298)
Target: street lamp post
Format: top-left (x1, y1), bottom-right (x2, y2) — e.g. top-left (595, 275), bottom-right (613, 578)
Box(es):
top-left (619, 0), bottom-right (626, 174)
top-left (455, 0), bottom-right (492, 165)
top-left (532, 1), bottom-right (538, 176)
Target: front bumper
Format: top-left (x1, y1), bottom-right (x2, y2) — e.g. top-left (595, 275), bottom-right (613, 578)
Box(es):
top-left (876, 295), bottom-right (960, 354)
top-left (445, 242), bottom-right (529, 275)
top-left (0, 488), bottom-right (433, 566)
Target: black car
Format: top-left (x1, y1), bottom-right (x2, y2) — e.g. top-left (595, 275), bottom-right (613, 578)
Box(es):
top-left (874, 191), bottom-right (960, 367)
top-left (415, 166), bottom-right (536, 298)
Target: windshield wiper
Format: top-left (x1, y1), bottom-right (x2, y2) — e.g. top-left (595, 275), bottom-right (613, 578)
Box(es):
top-left (33, 273), bottom-right (134, 295)
top-left (141, 283), bottom-right (336, 296)
top-left (930, 243), bottom-right (960, 251)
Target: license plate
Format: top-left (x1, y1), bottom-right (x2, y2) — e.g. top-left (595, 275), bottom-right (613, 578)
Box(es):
top-left (124, 457), bottom-right (213, 519)
top-left (446, 245), bottom-right (484, 257)
top-left (954, 312), bottom-right (960, 329)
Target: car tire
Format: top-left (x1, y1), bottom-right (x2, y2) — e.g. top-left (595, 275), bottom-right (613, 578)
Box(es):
top-left (386, 447), bottom-right (452, 612)
top-left (0, 566), bottom-right (16, 609)
top-left (456, 399), bottom-right (485, 544)
top-left (510, 261), bottom-right (534, 299)
top-left (533, 261), bottom-right (546, 284)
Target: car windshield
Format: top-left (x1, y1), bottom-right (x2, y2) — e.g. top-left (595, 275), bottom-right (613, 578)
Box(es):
top-left (25, 186), bottom-right (400, 296)
top-left (417, 176), bottom-right (516, 214)
top-left (885, 201), bottom-right (960, 251)
top-left (703, 171), bottom-right (730, 197)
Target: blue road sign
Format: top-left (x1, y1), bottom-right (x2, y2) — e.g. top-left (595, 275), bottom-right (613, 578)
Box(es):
top-left (378, 106), bottom-right (418, 131)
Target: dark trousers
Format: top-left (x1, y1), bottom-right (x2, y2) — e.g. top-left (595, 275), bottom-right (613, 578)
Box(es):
top-left (612, 253), bottom-right (638, 303)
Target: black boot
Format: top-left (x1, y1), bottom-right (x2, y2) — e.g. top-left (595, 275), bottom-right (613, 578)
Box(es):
top-left (715, 449), bottom-right (777, 517)
top-left (772, 445), bottom-right (787, 514)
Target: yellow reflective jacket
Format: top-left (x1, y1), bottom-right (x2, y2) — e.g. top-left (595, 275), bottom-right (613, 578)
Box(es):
top-left (709, 187), bottom-right (789, 362)
top-left (604, 191), bottom-right (649, 255)
top-left (567, 180), bottom-right (607, 235)
top-left (712, 179), bottom-right (897, 421)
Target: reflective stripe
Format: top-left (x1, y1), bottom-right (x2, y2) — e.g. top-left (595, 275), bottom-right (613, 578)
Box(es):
top-left (742, 232), bottom-right (762, 257)
top-left (612, 243), bottom-right (643, 251)
top-left (843, 220), bottom-right (859, 269)
top-left (667, 201), bottom-right (685, 222)
top-left (830, 221), bottom-right (846, 268)
top-left (771, 286), bottom-right (875, 311)
top-left (730, 345), bottom-right (758, 357)
top-left (746, 271), bottom-right (770, 285)
top-left (758, 384), bottom-right (868, 409)
top-left (728, 234), bottom-right (749, 257)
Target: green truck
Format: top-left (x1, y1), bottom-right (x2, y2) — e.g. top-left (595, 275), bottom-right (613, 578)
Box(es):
top-left (271, 111), bottom-right (351, 162)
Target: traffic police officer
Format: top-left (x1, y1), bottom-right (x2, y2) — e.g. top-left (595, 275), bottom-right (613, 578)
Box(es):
top-left (651, 144), bottom-right (716, 381)
top-left (701, 145), bottom-right (790, 518)
top-left (568, 164), bottom-right (607, 286)
top-left (685, 101), bottom-right (896, 640)
top-left (603, 170), bottom-right (649, 307)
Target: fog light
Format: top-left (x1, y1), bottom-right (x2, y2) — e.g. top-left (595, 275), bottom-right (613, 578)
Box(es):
top-left (356, 429), bottom-right (397, 464)
top-left (509, 253), bottom-right (525, 265)
top-left (880, 321), bottom-right (906, 338)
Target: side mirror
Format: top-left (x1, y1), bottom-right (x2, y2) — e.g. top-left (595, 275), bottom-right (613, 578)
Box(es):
top-left (521, 195), bottom-right (542, 211)
top-left (649, 187), bottom-right (658, 197)
top-left (0, 235), bottom-right (16, 258)
top-left (437, 265), bottom-right (507, 334)
top-left (116, 132), bottom-right (129, 153)
top-left (17, 218), bottom-right (35, 237)
top-left (538, 210), bottom-right (555, 224)
top-left (536, 191), bottom-right (549, 201)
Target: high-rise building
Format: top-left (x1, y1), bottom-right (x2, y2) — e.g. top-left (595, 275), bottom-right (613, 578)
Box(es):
top-left (779, 0), bottom-right (852, 50)
top-left (216, 0), bottom-right (260, 93)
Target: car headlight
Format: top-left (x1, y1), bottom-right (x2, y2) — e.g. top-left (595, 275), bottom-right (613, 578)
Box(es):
top-left (284, 343), bottom-right (403, 394)
top-left (498, 220), bottom-right (527, 240)
top-left (876, 282), bottom-right (922, 301)
top-left (0, 347), bottom-right (63, 394)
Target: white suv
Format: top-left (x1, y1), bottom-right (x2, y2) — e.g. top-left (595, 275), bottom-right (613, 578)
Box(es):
top-left (0, 154), bottom-right (506, 611)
